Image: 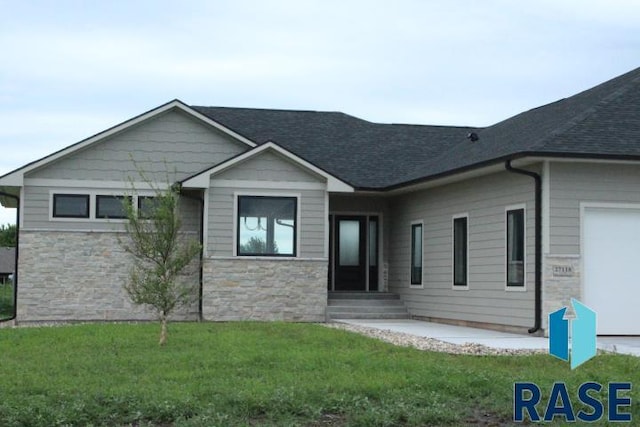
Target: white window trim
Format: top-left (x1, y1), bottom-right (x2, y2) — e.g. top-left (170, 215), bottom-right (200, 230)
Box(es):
top-left (452, 213), bottom-right (469, 290)
top-left (409, 220), bottom-right (424, 288)
top-left (233, 191), bottom-right (301, 259)
top-left (49, 189), bottom-right (157, 223)
top-left (505, 204), bottom-right (527, 291)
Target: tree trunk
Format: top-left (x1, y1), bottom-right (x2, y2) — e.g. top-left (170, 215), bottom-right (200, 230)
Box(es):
top-left (159, 313), bottom-right (168, 346)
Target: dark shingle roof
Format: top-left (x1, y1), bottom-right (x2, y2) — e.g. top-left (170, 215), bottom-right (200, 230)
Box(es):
top-left (193, 67), bottom-right (640, 190)
top-left (193, 107), bottom-right (475, 188)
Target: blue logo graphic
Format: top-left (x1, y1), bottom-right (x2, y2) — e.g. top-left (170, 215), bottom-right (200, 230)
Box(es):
top-left (549, 298), bottom-right (597, 369)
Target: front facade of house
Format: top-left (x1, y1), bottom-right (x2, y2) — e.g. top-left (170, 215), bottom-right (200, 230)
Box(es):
top-left (2, 67), bottom-right (640, 335)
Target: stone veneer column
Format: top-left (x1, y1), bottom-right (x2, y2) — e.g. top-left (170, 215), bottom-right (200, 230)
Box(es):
top-left (543, 254), bottom-right (581, 333)
top-left (202, 258), bottom-right (327, 321)
top-left (17, 231), bottom-right (199, 322)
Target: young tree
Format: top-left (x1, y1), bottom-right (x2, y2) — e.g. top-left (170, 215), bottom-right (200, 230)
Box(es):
top-left (120, 184), bottom-right (201, 346)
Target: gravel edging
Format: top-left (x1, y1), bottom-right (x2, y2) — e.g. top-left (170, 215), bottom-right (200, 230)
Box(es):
top-left (323, 321), bottom-right (547, 356)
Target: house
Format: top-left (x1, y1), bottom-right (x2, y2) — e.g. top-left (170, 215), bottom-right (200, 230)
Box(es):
top-left (0, 247), bottom-right (15, 284)
top-left (1, 67), bottom-right (639, 335)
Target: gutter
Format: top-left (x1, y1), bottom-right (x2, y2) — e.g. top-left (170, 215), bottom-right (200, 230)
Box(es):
top-left (178, 188), bottom-right (205, 321)
top-left (0, 191), bottom-right (19, 323)
top-left (504, 160), bottom-right (542, 334)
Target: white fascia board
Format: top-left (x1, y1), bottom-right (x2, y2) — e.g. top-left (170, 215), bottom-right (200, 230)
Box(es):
top-left (0, 100), bottom-right (256, 188)
top-left (182, 141), bottom-right (354, 193)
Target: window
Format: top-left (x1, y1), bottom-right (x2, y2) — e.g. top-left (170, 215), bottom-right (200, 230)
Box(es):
top-left (453, 215), bottom-right (468, 287)
top-left (96, 195), bottom-right (130, 219)
top-left (53, 194), bottom-right (90, 218)
top-left (237, 196), bottom-right (297, 256)
top-left (410, 222), bottom-right (423, 285)
top-left (138, 196), bottom-right (159, 219)
top-left (506, 208), bottom-right (525, 287)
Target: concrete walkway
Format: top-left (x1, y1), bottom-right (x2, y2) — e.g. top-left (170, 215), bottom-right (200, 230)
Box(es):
top-left (338, 319), bottom-right (640, 356)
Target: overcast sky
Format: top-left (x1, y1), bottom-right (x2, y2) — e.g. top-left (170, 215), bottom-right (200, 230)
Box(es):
top-left (1, 0), bottom-right (639, 225)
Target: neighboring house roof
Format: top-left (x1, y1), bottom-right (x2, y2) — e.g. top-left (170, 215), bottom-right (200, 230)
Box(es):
top-left (0, 247), bottom-right (15, 274)
top-left (194, 66), bottom-right (640, 189)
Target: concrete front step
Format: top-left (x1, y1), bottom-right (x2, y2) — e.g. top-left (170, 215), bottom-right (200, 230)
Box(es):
top-left (328, 292), bottom-right (400, 300)
top-left (328, 305), bottom-right (408, 314)
top-left (328, 299), bottom-right (407, 306)
top-left (327, 292), bottom-right (410, 320)
top-left (329, 312), bottom-right (411, 319)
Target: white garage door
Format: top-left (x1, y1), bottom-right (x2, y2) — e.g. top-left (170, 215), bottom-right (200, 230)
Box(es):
top-left (583, 207), bottom-right (640, 335)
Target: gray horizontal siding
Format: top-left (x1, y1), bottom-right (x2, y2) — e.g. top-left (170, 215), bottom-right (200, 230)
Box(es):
top-left (549, 162), bottom-right (640, 254)
top-left (26, 109), bottom-right (248, 182)
top-left (207, 186), bottom-right (326, 259)
top-left (214, 151), bottom-right (321, 182)
top-left (388, 170), bottom-right (536, 328)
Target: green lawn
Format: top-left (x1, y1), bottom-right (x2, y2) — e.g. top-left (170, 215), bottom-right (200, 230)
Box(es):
top-left (0, 322), bottom-right (637, 426)
top-left (0, 282), bottom-right (13, 319)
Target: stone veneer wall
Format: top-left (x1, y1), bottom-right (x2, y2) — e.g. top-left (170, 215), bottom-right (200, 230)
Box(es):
top-left (542, 255), bottom-right (581, 333)
top-left (202, 258), bottom-right (327, 321)
top-left (17, 231), bottom-right (199, 322)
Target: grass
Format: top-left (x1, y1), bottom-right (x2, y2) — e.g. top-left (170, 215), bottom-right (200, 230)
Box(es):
top-left (0, 322), bottom-right (638, 426)
top-left (0, 282), bottom-right (13, 319)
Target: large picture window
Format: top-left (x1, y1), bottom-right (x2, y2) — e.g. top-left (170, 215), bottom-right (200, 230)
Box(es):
top-left (53, 194), bottom-right (90, 218)
top-left (506, 208), bottom-right (525, 287)
top-left (410, 222), bottom-right (423, 285)
top-left (237, 196), bottom-right (297, 257)
top-left (453, 215), bottom-right (468, 287)
top-left (96, 195), bottom-right (130, 219)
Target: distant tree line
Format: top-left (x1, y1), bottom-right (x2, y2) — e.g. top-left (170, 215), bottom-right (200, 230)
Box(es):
top-left (0, 224), bottom-right (16, 247)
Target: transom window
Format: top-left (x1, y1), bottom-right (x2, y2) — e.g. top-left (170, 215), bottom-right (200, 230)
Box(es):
top-left (237, 196), bottom-right (297, 257)
top-left (51, 192), bottom-right (155, 221)
top-left (53, 194), bottom-right (90, 218)
top-left (138, 196), bottom-right (159, 219)
top-left (96, 195), bottom-right (130, 219)
top-left (506, 208), bottom-right (525, 287)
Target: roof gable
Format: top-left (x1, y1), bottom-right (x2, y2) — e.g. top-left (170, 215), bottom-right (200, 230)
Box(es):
top-left (181, 141), bottom-right (354, 192)
top-left (193, 106), bottom-right (474, 189)
top-left (0, 100), bottom-right (256, 187)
